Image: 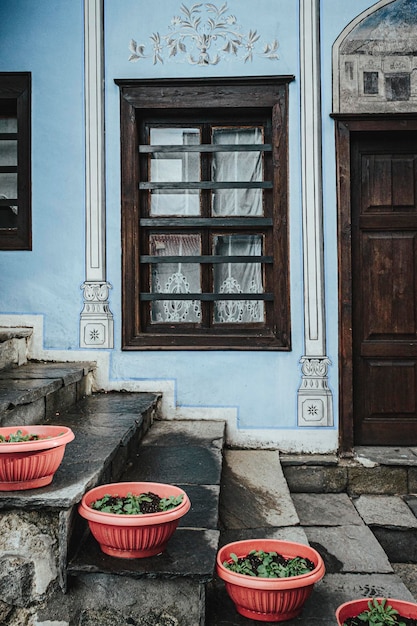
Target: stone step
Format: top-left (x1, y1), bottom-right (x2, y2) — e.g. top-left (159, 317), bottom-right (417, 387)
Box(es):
top-left (53, 420), bottom-right (226, 626)
top-left (281, 448), bottom-right (417, 495)
top-left (0, 360), bottom-right (96, 426)
top-left (0, 390), bottom-right (160, 625)
top-left (0, 327), bottom-right (32, 371)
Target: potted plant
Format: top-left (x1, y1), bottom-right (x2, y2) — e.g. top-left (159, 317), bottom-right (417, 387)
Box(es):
top-left (216, 538), bottom-right (325, 622)
top-left (78, 481), bottom-right (191, 559)
top-left (0, 425), bottom-right (75, 491)
top-left (336, 597), bottom-right (417, 625)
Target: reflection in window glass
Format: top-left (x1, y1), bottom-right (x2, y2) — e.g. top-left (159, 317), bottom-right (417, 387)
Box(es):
top-left (212, 127), bottom-right (263, 217)
top-left (150, 127), bottom-right (200, 216)
top-left (0, 140), bottom-right (17, 167)
top-left (0, 172), bottom-right (17, 199)
top-left (0, 117), bottom-right (17, 132)
top-left (149, 233), bottom-right (201, 323)
top-left (213, 234), bottom-right (264, 324)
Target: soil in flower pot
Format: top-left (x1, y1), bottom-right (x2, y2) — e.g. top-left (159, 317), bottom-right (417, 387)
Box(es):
top-left (89, 491), bottom-right (184, 515)
top-left (223, 549), bottom-right (316, 578)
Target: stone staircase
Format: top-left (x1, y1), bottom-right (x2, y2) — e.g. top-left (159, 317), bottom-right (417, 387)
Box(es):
top-left (0, 329), bottom-right (225, 626)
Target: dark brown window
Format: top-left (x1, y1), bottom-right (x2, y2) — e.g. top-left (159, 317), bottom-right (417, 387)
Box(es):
top-left (0, 73), bottom-right (31, 250)
top-left (116, 77), bottom-right (292, 350)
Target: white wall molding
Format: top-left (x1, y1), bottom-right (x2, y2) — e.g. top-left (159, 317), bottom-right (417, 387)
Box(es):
top-left (297, 0), bottom-right (333, 427)
top-left (80, 0), bottom-right (114, 348)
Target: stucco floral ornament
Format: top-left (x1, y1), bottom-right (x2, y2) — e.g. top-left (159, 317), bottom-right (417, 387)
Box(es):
top-left (128, 2), bottom-right (279, 66)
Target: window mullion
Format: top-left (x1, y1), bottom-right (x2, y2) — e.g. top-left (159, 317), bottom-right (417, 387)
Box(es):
top-left (200, 123), bottom-right (211, 328)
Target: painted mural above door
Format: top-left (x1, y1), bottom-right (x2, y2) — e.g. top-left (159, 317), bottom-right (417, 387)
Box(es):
top-left (333, 0), bottom-right (417, 113)
top-left (128, 2), bottom-right (279, 66)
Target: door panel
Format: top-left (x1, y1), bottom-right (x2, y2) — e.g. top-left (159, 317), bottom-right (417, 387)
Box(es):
top-left (352, 131), bottom-right (417, 445)
top-left (361, 233), bottom-right (417, 339)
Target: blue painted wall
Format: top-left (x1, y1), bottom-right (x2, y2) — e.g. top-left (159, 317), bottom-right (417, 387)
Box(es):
top-left (0, 0), bottom-right (85, 348)
top-left (0, 0), bottom-right (383, 446)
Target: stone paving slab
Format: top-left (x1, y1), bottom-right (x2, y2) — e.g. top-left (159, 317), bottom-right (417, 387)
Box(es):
top-left (393, 563), bottom-right (417, 598)
top-left (45, 574), bottom-right (206, 626)
top-left (348, 465), bottom-right (409, 495)
top-left (373, 527), bottom-right (417, 564)
top-left (0, 361), bottom-right (94, 383)
top-left (219, 449), bottom-right (299, 528)
top-left (292, 493), bottom-right (364, 526)
top-left (123, 444), bottom-right (223, 485)
top-left (177, 484), bottom-right (220, 529)
top-left (356, 446), bottom-right (417, 466)
top-left (69, 527), bottom-right (220, 582)
top-left (282, 463), bottom-right (348, 493)
top-left (354, 495), bottom-right (417, 528)
top-left (304, 525), bottom-right (393, 573)
top-left (120, 413), bottom-right (225, 487)
top-left (0, 327), bottom-right (32, 341)
top-left (141, 419), bottom-right (225, 448)
top-left (404, 495), bottom-right (417, 518)
top-left (280, 453), bottom-right (339, 466)
top-left (0, 377), bottom-right (62, 411)
top-left (219, 526), bottom-right (309, 548)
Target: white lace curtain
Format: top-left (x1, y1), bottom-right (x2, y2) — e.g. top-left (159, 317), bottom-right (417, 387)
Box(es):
top-left (150, 127), bottom-right (265, 324)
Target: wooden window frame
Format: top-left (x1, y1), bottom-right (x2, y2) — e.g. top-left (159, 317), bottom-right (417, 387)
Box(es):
top-left (0, 72), bottom-right (31, 250)
top-left (116, 76), bottom-right (293, 350)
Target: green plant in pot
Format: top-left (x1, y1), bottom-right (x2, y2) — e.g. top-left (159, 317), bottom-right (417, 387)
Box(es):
top-left (336, 598), bottom-right (417, 626)
top-left (0, 425), bottom-right (74, 490)
top-left (216, 539), bottom-right (325, 622)
top-left (78, 481), bottom-right (191, 559)
top-left (224, 549), bottom-right (315, 579)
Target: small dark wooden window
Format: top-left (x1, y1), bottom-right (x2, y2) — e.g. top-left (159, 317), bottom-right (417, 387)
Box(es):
top-left (116, 77), bottom-right (293, 350)
top-left (0, 73), bottom-right (31, 250)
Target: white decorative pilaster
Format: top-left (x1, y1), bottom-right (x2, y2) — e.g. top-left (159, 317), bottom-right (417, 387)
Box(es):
top-left (297, 0), bottom-right (333, 426)
top-left (80, 0), bottom-right (114, 348)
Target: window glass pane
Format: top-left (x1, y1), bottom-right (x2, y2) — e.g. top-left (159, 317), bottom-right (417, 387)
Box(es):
top-left (149, 127), bottom-right (200, 216)
top-left (0, 140), bottom-right (17, 166)
top-left (149, 233), bottom-right (201, 323)
top-left (0, 207), bottom-right (17, 228)
top-left (213, 234), bottom-right (264, 324)
top-left (0, 117), bottom-right (17, 132)
top-left (212, 127), bottom-right (263, 217)
top-left (0, 172), bottom-right (17, 199)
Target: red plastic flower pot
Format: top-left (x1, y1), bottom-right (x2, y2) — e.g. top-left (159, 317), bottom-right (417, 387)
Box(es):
top-left (78, 481), bottom-right (191, 559)
top-left (216, 539), bottom-right (325, 622)
top-left (336, 597), bottom-right (417, 625)
top-left (0, 425), bottom-right (75, 490)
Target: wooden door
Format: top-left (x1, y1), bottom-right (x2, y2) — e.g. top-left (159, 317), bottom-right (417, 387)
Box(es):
top-left (351, 129), bottom-right (417, 445)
